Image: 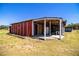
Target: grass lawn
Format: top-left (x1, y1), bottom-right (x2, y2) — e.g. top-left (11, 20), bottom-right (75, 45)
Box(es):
top-left (0, 29), bottom-right (79, 56)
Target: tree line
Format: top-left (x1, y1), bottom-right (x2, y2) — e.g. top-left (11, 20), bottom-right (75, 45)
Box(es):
top-left (0, 25), bottom-right (9, 30)
top-left (66, 23), bottom-right (79, 27)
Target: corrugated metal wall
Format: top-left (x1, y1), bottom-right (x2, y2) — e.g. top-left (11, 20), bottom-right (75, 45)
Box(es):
top-left (10, 20), bottom-right (32, 36)
top-left (27, 21), bottom-right (32, 36)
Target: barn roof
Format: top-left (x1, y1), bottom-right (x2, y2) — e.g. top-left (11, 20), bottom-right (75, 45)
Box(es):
top-left (11, 17), bottom-right (66, 25)
top-left (32, 17), bottom-right (63, 20)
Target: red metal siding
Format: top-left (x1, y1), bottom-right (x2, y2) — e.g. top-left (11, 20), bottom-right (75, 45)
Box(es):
top-left (22, 22), bottom-right (24, 36)
top-left (26, 22), bottom-right (28, 36)
top-left (18, 24), bottom-right (20, 35)
top-left (20, 21), bottom-right (32, 36)
top-left (14, 24), bottom-right (15, 34)
top-left (28, 21), bottom-right (32, 36)
top-left (11, 25), bottom-right (13, 33)
top-left (13, 25), bottom-right (14, 34)
top-left (23, 22), bottom-right (25, 36)
top-left (10, 25), bottom-right (14, 34)
top-left (16, 24), bottom-right (18, 35)
top-left (19, 23), bottom-right (21, 35)
top-left (20, 23), bottom-right (23, 36)
top-left (14, 24), bottom-right (16, 34)
top-left (25, 22), bottom-right (28, 36)
top-left (14, 25), bottom-right (16, 34)
top-left (24, 22), bottom-right (27, 36)
top-left (15, 24), bottom-right (17, 34)
top-left (10, 20), bottom-right (32, 36)
top-left (17, 24), bottom-right (19, 35)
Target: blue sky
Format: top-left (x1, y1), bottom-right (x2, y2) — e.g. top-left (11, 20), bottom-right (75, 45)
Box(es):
top-left (0, 3), bottom-right (79, 25)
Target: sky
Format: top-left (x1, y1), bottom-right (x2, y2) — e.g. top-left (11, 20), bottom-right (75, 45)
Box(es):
top-left (0, 3), bottom-right (79, 25)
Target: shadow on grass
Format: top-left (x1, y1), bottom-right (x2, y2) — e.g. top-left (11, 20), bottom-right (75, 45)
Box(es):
top-left (6, 33), bottom-right (45, 41)
top-left (7, 33), bottom-right (25, 39)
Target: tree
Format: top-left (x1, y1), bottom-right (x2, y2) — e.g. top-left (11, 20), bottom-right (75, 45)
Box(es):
top-left (66, 23), bottom-right (79, 30)
top-left (66, 23), bottom-right (74, 27)
top-left (0, 25), bottom-right (9, 30)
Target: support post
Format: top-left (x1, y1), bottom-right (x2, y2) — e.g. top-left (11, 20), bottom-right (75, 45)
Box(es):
top-left (32, 20), bottom-right (34, 36)
top-left (44, 19), bottom-right (46, 40)
top-left (62, 23), bottom-right (64, 35)
top-left (49, 20), bottom-right (51, 35)
top-left (59, 19), bottom-right (62, 40)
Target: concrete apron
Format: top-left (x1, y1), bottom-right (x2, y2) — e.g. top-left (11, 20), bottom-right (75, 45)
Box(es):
top-left (37, 35), bottom-right (64, 40)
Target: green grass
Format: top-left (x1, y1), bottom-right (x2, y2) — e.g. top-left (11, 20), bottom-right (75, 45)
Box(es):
top-left (0, 29), bottom-right (79, 56)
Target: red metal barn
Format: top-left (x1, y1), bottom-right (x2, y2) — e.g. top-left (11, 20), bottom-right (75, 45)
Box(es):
top-left (10, 17), bottom-right (66, 40)
top-left (10, 20), bottom-right (32, 36)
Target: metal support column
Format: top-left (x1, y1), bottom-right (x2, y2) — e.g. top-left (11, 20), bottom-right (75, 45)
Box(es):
top-left (44, 19), bottom-right (46, 40)
top-left (59, 19), bottom-right (62, 40)
top-left (32, 20), bottom-right (34, 36)
top-left (49, 20), bottom-right (51, 35)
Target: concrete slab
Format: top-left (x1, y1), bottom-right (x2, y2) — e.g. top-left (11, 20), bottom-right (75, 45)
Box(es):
top-left (37, 35), bottom-right (64, 40)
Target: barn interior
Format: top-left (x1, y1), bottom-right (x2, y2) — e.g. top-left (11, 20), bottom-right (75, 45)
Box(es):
top-left (33, 20), bottom-right (61, 36)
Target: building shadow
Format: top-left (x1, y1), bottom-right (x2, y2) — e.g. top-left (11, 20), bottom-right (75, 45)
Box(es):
top-left (7, 33), bottom-right (25, 39)
top-left (7, 33), bottom-right (45, 41)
